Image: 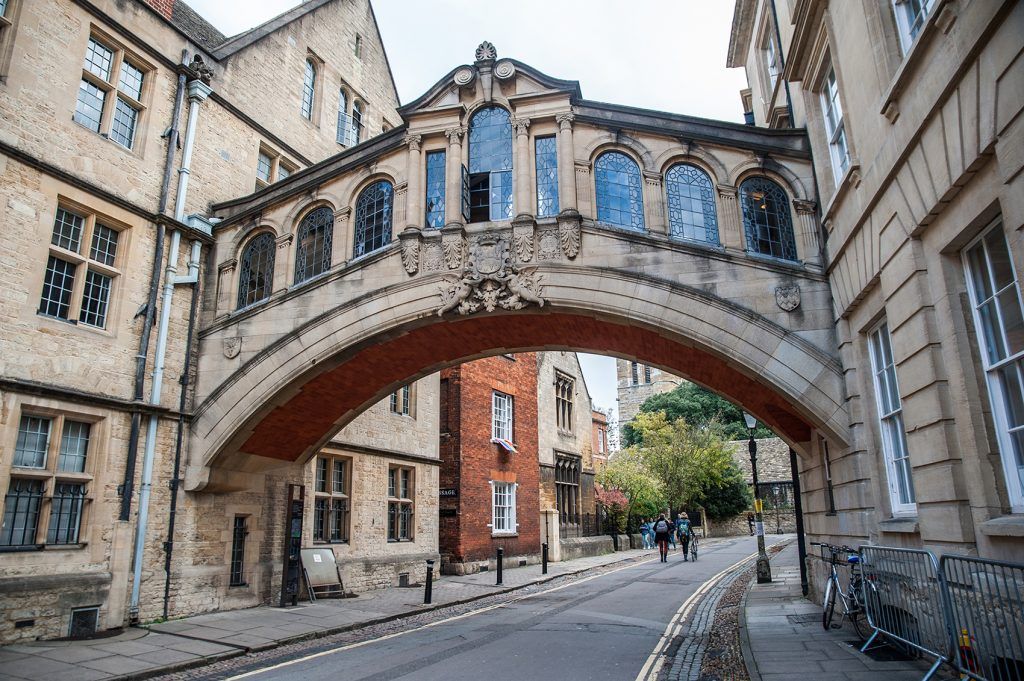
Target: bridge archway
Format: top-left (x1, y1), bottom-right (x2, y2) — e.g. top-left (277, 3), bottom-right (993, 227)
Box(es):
top-left (189, 261), bottom-right (846, 492)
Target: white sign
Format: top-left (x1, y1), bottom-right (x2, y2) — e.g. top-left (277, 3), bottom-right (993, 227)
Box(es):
top-left (313, 554), bottom-right (322, 563)
top-left (755, 521), bottom-right (765, 537)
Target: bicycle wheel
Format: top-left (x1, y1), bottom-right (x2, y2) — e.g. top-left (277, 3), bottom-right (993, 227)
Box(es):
top-left (822, 579), bottom-right (837, 631)
top-left (850, 608), bottom-right (872, 641)
top-left (690, 541), bottom-right (698, 561)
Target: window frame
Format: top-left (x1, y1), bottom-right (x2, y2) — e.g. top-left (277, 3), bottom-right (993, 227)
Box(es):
top-left (467, 106), bottom-right (514, 223)
top-left (555, 371), bottom-right (574, 433)
top-left (962, 220), bottom-right (1024, 512)
top-left (2, 409), bottom-right (96, 549)
top-left (387, 465), bottom-right (414, 542)
top-left (390, 384), bottom-right (413, 417)
top-left (236, 231), bottom-right (276, 309)
top-left (534, 135), bottom-right (559, 218)
top-left (818, 62), bottom-right (851, 185)
top-left (739, 176), bottom-right (798, 262)
top-left (300, 58), bottom-right (317, 122)
top-left (254, 144), bottom-right (297, 190)
top-left (38, 203), bottom-right (125, 331)
top-left (312, 456), bottom-right (350, 543)
top-left (594, 151), bottom-right (645, 231)
top-left (424, 149), bottom-right (447, 228)
top-left (492, 390), bottom-right (514, 443)
top-left (490, 481), bottom-right (517, 535)
top-left (892, 0), bottom-right (935, 55)
top-left (555, 454), bottom-right (581, 526)
top-left (73, 32), bottom-right (150, 152)
top-left (293, 206), bottom-right (334, 284)
top-left (664, 163), bottom-right (720, 244)
top-left (352, 180), bottom-right (394, 258)
top-left (868, 320), bottom-right (917, 516)
top-left (229, 515), bottom-right (248, 586)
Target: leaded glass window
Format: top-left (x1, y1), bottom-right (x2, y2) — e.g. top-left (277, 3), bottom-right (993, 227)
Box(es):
top-left (75, 37), bottom-right (147, 149)
top-left (293, 206), bottom-right (334, 283)
top-left (336, 89), bottom-right (355, 146)
top-left (79, 270), bottom-right (111, 328)
top-left (665, 163), bottom-right (719, 244)
top-left (313, 457), bottom-right (349, 543)
top-left (90, 224), bottom-right (119, 266)
top-left (58, 421), bottom-right (90, 473)
top-left (47, 483), bottom-right (86, 545)
top-left (740, 177), bottom-right (797, 261)
top-left (39, 256), bottom-right (76, 319)
top-left (595, 152), bottom-right (645, 231)
top-left (237, 232), bottom-right (276, 308)
top-left (1, 479), bottom-right (43, 547)
top-left (353, 181), bottom-right (393, 258)
top-left (52, 208), bottom-right (84, 252)
top-left (468, 106), bottom-right (513, 222)
top-left (301, 60), bottom-right (316, 120)
top-left (425, 150), bottom-right (446, 228)
top-left (388, 466), bottom-right (413, 541)
top-left (351, 100), bottom-right (363, 144)
top-left (535, 136), bottom-right (559, 218)
top-left (14, 415), bottom-right (50, 468)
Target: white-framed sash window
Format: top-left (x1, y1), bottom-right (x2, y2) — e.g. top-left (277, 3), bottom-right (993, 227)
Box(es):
top-left (492, 391), bottom-right (513, 442)
top-left (491, 481), bottom-right (517, 534)
top-left (869, 321), bottom-right (917, 515)
top-left (820, 63), bottom-right (850, 184)
top-left (963, 221), bottom-right (1024, 512)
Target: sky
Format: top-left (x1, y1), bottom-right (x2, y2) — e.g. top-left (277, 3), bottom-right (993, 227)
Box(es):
top-left (184, 0), bottom-right (749, 419)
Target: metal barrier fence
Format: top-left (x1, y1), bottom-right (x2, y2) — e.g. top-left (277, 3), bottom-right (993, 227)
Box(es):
top-left (941, 554), bottom-right (1024, 681)
top-left (858, 546), bottom-right (951, 680)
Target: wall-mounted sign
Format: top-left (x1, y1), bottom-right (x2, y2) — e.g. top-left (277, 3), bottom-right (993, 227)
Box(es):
top-left (439, 508), bottom-right (457, 517)
top-left (439, 488), bottom-right (458, 497)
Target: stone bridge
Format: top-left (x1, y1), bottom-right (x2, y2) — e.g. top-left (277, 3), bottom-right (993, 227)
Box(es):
top-left (187, 45), bottom-right (845, 491)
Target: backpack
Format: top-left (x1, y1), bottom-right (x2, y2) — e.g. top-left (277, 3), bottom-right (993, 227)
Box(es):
top-left (655, 519), bottom-right (669, 533)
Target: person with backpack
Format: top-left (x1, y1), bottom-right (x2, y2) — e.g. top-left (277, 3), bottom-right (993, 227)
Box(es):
top-left (653, 514), bottom-right (671, 562)
top-left (676, 512), bottom-right (693, 561)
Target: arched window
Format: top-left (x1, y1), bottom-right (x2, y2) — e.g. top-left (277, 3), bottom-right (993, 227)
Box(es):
top-left (740, 177), bottom-right (797, 261)
top-left (665, 163), bottom-right (719, 244)
top-left (468, 106), bottom-right (513, 222)
top-left (353, 181), bottom-right (393, 258)
top-left (301, 60), bottom-right (316, 120)
top-left (351, 100), bottom-right (363, 144)
top-left (336, 89), bottom-right (351, 145)
top-left (294, 206), bottom-right (334, 283)
top-left (595, 151), bottom-right (644, 231)
top-left (237, 232), bottom-right (276, 309)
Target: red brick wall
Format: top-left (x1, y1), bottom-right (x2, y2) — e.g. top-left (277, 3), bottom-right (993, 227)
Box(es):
top-left (144, 0), bottom-right (175, 20)
top-left (439, 354), bottom-right (540, 566)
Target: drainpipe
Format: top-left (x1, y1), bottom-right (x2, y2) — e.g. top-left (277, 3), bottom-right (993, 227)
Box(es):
top-left (121, 51), bottom-right (188, 521)
top-left (129, 77), bottom-right (212, 622)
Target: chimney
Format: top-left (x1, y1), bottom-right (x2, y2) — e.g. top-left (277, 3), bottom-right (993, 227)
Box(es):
top-left (144, 0), bottom-right (175, 21)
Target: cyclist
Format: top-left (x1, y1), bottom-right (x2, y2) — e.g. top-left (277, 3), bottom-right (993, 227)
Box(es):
top-left (676, 512), bottom-right (693, 561)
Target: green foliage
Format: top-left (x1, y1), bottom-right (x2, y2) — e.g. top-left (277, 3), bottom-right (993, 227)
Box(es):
top-left (622, 382), bottom-right (774, 445)
top-left (596, 447), bottom-right (666, 519)
top-left (696, 462), bottom-right (753, 520)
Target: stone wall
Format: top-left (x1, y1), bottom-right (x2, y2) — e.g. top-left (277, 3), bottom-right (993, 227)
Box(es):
top-left (614, 360), bottom-right (683, 427)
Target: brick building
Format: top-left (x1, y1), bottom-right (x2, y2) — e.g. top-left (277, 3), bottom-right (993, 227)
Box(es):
top-left (438, 354), bottom-right (540, 575)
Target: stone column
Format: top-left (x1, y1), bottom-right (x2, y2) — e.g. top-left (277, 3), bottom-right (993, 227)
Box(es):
top-left (793, 199), bottom-right (821, 267)
top-left (334, 206), bottom-right (352, 263)
top-left (216, 258), bottom-right (237, 317)
top-left (716, 184), bottom-right (743, 251)
top-left (643, 171), bottom-right (667, 236)
top-left (273, 233), bottom-right (293, 292)
top-left (444, 127), bottom-right (466, 226)
top-left (404, 134), bottom-right (423, 230)
top-left (556, 113), bottom-right (576, 212)
top-left (512, 117), bottom-right (531, 218)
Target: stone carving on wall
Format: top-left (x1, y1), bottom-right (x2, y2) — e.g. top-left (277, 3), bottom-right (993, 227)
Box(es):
top-left (453, 66), bottom-right (475, 87)
top-left (558, 213), bottom-right (581, 259)
top-left (513, 222), bottom-right (534, 262)
top-left (223, 337), bottom-right (241, 359)
top-left (400, 239), bottom-right (420, 275)
top-left (475, 41), bottom-right (497, 61)
top-left (775, 285), bottom-right (801, 312)
top-left (494, 59), bottom-right (516, 80)
top-left (441, 229), bottom-right (465, 270)
top-left (422, 243), bottom-right (444, 272)
top-left (437, 235), bottom-right (545, 316)
top-left (537, 229), bottom-right (561, 261)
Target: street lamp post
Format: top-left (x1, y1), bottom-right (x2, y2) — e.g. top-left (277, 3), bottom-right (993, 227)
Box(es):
top-left (743, 412), bottom-right (772, 584)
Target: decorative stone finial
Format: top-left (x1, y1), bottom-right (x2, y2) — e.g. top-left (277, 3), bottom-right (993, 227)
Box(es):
top-left (475, 41), bottom-right (497, 62)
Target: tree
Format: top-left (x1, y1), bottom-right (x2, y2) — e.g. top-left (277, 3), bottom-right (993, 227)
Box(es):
top-left (626, 411), bottom-right (734, 513)
top-left (622, 382), bottom-right (774, 445)
top-left (696, 462), bottom-right (753, 520)
top-left (595, 447), bottom-right (665, 522)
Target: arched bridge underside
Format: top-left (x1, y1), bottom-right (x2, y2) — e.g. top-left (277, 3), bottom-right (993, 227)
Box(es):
top-left (189, 225), bottom-right (847, 491)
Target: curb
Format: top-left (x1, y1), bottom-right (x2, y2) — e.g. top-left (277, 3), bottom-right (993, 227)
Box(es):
top-left (737, 573), bottom-right (762, 681)
top-left (112, 548), bottom-right (665, 681)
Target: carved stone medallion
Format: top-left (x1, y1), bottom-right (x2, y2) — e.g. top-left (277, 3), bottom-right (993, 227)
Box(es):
top-left (223, 336), bottom-right (241, 359)
top-left (422, 243), bottom-right (444, 272)
top-left (494, 59), bottom-right (516, 80)
top-left (453, 66), bottom-right (475, 87)
top-left (437, 235), bottom-right (545, 316)
top-left (537, 229), bottom-right (560, 261)
top-left (775, 285), bottom-right (801, 312)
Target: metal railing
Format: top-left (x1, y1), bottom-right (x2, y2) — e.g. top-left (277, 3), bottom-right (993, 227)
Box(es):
top-left (858, 546), bottom-right (951, 680)
top-left (941, 554), bottom-right (1024, 681)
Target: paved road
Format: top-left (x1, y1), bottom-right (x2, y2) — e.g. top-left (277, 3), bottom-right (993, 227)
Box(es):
top-left (202, 536), bottom-right (783, 681)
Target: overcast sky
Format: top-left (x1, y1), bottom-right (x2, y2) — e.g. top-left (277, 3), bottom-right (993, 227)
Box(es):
top-left (185, 0), bottom-right (748, 419)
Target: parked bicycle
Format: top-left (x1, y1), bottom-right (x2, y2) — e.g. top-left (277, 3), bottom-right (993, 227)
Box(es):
top-left (689, 533), bottom-right (698, 561)
top-left (811, 541), bottom-right (874, 640)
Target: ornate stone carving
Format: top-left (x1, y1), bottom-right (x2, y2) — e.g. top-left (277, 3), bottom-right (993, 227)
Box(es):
top-left (716, 183), bottom-right (738, 200)
top-left (557, 212), bottom-right (582, 259)
top-left (437, 235), bottom-right (544, 316)
top-left (775, 285), bottom-right (801, 312)
top-left (445, 127), bottom-right (466, 144)
top-left (453, 66), bottom-right (475, 87)
top-left (556, 112), bottom-right (575, 130)
top-left (792, 199), bottom-right (817, 215)
top-left (537, 229), bottom-right (560, 261)
top-left (512, 221), bottom-right (535, 262)
top-left (475, 41), bottom-right (497, 61)
top-left (223, 337), bottom-right (241, 359)
top-left (494, 59), bottom-right (516, 80)
top-left (422, 243), bottom-right (444, 271)
top-left (188, 55), bottom-right (215, 84)
top-left (403, 134), bottom-right (422, 152)
top-left (441, 228), bottom-right (465, 269)
top-left (399, 228), bottom-right (422, 275)
top-left (511, 117), bottom-right (531, 136)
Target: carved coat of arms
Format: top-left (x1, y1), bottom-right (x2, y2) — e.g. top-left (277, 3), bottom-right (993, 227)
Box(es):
top-left (437, 236), bottom-right (544, 316)
top-left (223, 336), bottom-right (241, 359)
top-left (775, 285), bottom-right (801, 312)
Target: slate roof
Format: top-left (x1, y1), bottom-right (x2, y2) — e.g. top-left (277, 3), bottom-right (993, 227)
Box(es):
top-left (167, 0), bottom-right (226, 52)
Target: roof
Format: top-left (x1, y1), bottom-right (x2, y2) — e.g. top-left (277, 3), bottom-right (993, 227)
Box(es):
top-left (726, 0), bottom-right (757, 68)
top-left (169, 0), bottom-right (226, 52)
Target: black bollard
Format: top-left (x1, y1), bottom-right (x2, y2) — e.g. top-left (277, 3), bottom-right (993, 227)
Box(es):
top-left (542, 542), bottom-right (548, 574)
top-left (424, 559), bottom-right (434, 604)
top-left (496, 547), bottom-right (503, 585)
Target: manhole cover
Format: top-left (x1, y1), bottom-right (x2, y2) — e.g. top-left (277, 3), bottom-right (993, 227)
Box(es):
top-left (787, 613), bottom-right (821, 624)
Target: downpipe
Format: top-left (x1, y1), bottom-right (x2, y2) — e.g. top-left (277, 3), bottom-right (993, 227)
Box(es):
top-left (129, 77), bottom-right (211, 622)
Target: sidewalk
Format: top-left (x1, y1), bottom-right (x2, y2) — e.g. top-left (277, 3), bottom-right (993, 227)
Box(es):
top-left (0, 544), bottom-right (665, 681)
top-left (740, 543), bottom-right (955, 681)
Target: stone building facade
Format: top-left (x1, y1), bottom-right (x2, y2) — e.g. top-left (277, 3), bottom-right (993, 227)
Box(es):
top-left (729, 0), bottom-right (1024, 565)
top-left (0, 0), bottom-right (400, 642)
top-left (438, 354), bottom-right (541, 574)
top-left (614, 359), bottom-right (685, 428)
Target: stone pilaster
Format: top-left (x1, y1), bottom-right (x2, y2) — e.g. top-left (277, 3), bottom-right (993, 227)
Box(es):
top-left (575, 161), bottom-right (592, 218)
top-left (716, 183), bottom-right (743, 251)
top-left (512, 117), bottom-right (531, 218)
top-left (273, 233), bottom-right (293, 292)
top-left (334, 206), bottom-right (352, 264)
top-left (793, 199), bottom-right (821, 267)
top-left (216, 258), bottom-right (237, 317)
top-left (404, 134), bottom-right (423, 230)
top-left (556, 113), bottom-right (576, 213)
top-left (444, 127), bottom-right (466, 226)
top-left (643, 171), bottom-right (666, 235)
